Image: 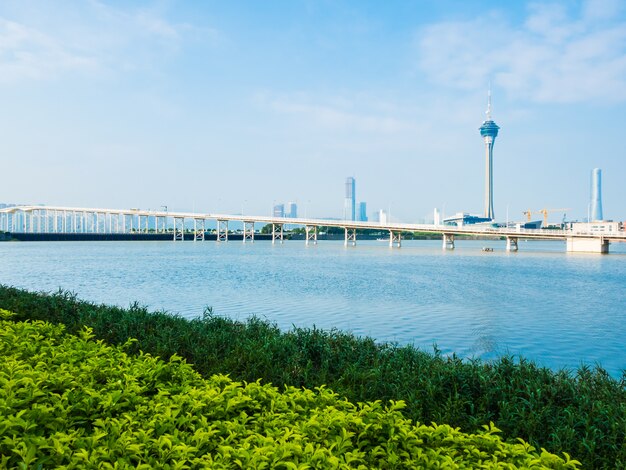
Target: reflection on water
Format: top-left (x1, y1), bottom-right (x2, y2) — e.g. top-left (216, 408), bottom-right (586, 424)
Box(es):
top-left (1, 239), bottom-right (625, 376)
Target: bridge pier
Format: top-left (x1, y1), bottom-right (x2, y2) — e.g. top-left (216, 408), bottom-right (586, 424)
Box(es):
top-left (272, 223), bottom-right (284, 244)
top-left (344, 227), bottom-right (357, 246)
top-left (389, 230), bottom-right (401, 248)
top-left (173, 217), bottom-right (185, 241)
top-left (217, 220), bottom-right (228, 242)
top-left (155, 216), bottom-right (165, 234)
top-left (506, 237), bottom-right (518, 252)
top-left (567, 237), bottom-right (609, 254)
top-left (243, 221), bottom-right (255, 243)
top-left (194, 219), bottom-right (205, 241)
top-left (443, 233), bottom-right (455, 250)
top-left (305, 225), bottom-right (318, 245)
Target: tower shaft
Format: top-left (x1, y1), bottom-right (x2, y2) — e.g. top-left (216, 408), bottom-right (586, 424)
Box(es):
top-left (590, 168), bottom-right (603, 221)
top-left (484, 136), bottom-right (495, 220)
top-left (344, 177), bottom-right (356, 221)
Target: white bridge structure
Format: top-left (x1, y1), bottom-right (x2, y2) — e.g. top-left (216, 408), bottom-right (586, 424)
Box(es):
top-left (1, 205), bottom-right (625, 253)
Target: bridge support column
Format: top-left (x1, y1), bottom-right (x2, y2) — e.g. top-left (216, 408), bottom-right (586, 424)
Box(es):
top-left (173, 217), bottom-right (185, 241)
top-left (566, 237), bottom-right (609, 254)
top-left (389, 230), bottom-right (402, 248)
top-left (506, 237), bottom-right (518, 252)
top-left (194, 219), bottom-right (205, 241)
top-left (243, 221), bottom-right (255, 243)
top-left (344, 228), bottom-right (357, 246)
top-left (443, 233), bottom-right (455, 250)
top-left (305, 225), bottom-right (318, 245)
top-left (217, 220), bottom-right (228, 242)
top-left (272, 223), bottom-right (284, 244)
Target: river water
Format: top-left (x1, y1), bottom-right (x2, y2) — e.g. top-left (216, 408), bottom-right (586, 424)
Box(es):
top-left (1, 239), bottom-right (625, 376)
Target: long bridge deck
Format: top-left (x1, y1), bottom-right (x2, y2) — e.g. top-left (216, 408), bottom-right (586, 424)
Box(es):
top-left (1, 205), bottom-right (625, 253)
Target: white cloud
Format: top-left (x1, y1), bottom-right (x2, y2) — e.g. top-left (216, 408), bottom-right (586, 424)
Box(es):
top-left (0, 2), bottom-right (219, 83)
top-left (0, 18), bottom-right (98, 81)
top-left (416, 1), bottom-right (626, 103)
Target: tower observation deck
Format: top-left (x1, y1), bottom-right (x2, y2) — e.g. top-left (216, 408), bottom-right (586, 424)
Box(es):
top-left (479, 90), bottom-right (500, 220)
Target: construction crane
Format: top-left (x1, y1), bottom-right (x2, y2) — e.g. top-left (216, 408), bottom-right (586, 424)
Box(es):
top-left (522, 208), bottom-right (571, 226)
top-left (538, 208), bottom-right (571, 226)
top-left (523, 209), bottom-right (533, 222)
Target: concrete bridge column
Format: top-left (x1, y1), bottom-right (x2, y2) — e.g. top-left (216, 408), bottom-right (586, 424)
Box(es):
top-left (442, 233), bottom-right (455, 250)
top-left (194, 219), bottom-right (205, 241)
top-left (272, 223), bottom-right (284, 244)
top-left (567, 237), bottom-right (609, 254)
top-left (305, 225), bottom-right (317, 245)
top-left (389, 230), bottom-right (402, 248)
top-left (243, 221), bottom-right (255, 243)
top-left (506, 237), bottom-right (519, 252)
top-left (344, 227), bottom-right (356, 246)
top-left (173, 217), bottom-right (185, 241)
top-left (217, 220), bottom-right (228, 242)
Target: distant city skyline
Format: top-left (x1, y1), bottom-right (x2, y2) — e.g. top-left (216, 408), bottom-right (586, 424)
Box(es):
top-left (0, 1), bottom-right (625, 223)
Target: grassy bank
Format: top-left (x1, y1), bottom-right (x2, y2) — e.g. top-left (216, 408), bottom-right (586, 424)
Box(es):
top-left (0, 285), bottom-right (624, 468)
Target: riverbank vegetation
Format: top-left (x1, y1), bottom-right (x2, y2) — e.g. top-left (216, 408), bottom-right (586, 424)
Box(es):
top-left (0, 313), bottom-right (579, 468)
top-left (0, 285), bottom-right (624, 468)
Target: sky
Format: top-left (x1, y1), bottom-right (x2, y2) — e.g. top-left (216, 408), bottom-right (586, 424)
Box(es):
top-left (1, 0), bottom-right (625, 223)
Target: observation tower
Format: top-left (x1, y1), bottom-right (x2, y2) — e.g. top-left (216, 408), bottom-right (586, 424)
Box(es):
top-left (479, 90), bottom-right (500, 220)
top-left (590, 168), bottom-right (603, 221)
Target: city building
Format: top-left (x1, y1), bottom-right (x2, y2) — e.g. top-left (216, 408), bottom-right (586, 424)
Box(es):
top-left (377, 209), bottom-right (388, 224)
top-left (272, 203), bottom-right (285, 218)
top-left (433, 208), bottom-right (441, 225)
top-left (479, 89), bottom-right (500, 220)
top-left (357, 202), bottom-right (367, 222)
top-left (572, 221), bottom-right (622, 233)
top-left (287, 202), bottom-right (297, 218)
top-left (590, 168), bottom-right (603, 221)
top-left (443, 212), bottom-right (493, 226)
top-left (344, 177), bottom-right (355, 221)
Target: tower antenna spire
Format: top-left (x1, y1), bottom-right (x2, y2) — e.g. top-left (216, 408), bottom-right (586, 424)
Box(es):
top-left (486, 83), bottom-right (492, 120)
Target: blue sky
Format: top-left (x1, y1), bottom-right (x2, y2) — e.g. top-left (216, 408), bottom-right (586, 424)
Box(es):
top-left (1, 0), bottom-right (624, 223)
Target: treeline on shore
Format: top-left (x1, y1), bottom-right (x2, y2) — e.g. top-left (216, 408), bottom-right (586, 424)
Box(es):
top-left (0, 285), bottom-right (624, 469)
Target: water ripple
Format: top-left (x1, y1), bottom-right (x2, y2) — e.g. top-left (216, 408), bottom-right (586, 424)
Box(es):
top-left (0, 239), bottom-right (625, 376)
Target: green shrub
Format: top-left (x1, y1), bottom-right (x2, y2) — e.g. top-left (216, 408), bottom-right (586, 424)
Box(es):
top-left (1, 286), bottom-right (624, 468)
top-left (0, 316), bottom-right (579, 468)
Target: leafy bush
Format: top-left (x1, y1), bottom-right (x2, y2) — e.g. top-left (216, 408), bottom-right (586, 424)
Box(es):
top-left (1, 286), bottom-right (624, 468)
top-left (0, 314), bottom-right (579, 468)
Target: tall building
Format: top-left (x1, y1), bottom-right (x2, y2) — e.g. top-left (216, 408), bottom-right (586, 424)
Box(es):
top-left (344, 177), bottom-right (356, 221)
top-left (479, 89), bottom-right (500, 220)
top-left (287, 202), bottom-right (298, 218)
top-left (378, 209), bottom-right (388, 224)
top-left (358, 202), bottom-right (368, 222)
top-left (590, 168), bottom-right (603, 221)
top-left (272, 203), bottom-right (285, 218)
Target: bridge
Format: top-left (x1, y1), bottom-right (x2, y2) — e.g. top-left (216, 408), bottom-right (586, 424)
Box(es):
top-left (1, 205), bottom-right (625, 253)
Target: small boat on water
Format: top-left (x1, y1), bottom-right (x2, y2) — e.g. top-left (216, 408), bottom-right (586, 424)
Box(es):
top-left (482, 247), bottom-right (494, 252)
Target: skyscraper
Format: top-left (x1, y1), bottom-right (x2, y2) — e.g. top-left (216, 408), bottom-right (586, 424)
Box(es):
top-left (590, 168), bottom-right (603, 221)
top-left (287, 202), bottom-right (298, 218)
top-left (358, 202), bottom-right (368, 222)
top-left (479, 89), bottom-right (500, 220)
top-left (272, 203), bottom-right (285, 218)
top-left (344, 177), bottom-right (356, 221)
